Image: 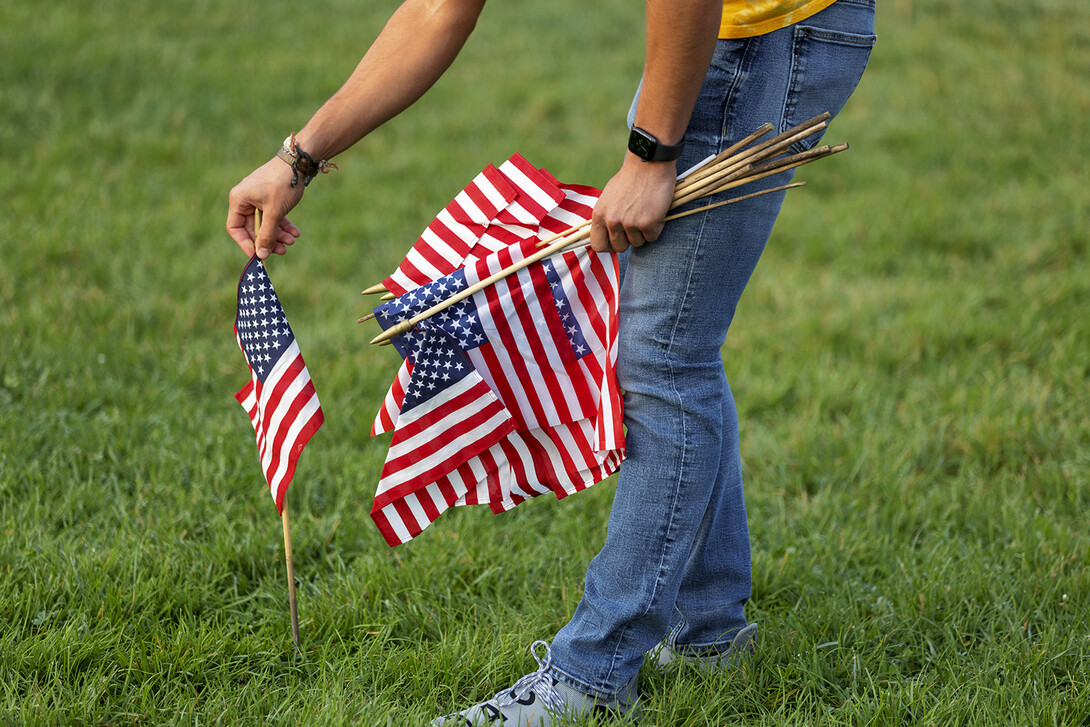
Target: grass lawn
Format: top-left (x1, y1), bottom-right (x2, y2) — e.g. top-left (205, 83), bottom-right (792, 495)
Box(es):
top-left (1, 0), bottom-right (1088, 724)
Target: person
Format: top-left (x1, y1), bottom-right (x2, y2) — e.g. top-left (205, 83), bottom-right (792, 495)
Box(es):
top-left (227, 0), bottom-right (875, 723)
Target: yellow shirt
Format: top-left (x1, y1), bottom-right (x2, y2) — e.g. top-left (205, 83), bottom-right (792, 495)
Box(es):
top-left (720, 0), bottom-right (839, 39)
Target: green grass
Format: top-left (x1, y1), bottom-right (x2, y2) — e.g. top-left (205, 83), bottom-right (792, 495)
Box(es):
top-left (2, 0), bottom-right (1089, 724)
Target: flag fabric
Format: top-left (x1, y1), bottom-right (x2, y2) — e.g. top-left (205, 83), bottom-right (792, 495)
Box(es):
top-left (235, 256), bottom-right (324, 513)
top-left (369, 156), bottom-right (624, 546)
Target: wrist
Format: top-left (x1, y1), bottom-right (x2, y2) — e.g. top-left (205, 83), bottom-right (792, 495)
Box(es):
top-left (277, 133), bottom-right (338, 188)
top-left (622, 150), bottom-right (677, 174)
top-left (627, 126), bottom-right (685, 162)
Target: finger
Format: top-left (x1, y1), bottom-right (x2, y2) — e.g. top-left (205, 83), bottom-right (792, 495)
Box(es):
top-left (612, 222), bottom-right (638, 253)
top-left (226, 204), bottom-right (257, 256)
top-left (589, 216), bottom-right (612, 254)
top-left (640, 219), bottom-right (665, 245)
top-left (280, 216), bottom-right (301, 238)
top-left (255, 212), bottom-right (284, 260)
top-left (276, 217), bottom-right (301, 247)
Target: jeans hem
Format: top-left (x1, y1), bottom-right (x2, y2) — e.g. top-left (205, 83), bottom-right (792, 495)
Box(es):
top-left (546, 663), bottom-right (626, 703)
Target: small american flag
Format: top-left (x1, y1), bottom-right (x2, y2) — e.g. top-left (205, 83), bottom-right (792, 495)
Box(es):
top-left (234, 256), bottom-right (324, 513)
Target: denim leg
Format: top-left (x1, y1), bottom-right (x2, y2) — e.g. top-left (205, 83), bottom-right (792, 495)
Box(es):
top-left (547, 1), bottom-right (876, 698)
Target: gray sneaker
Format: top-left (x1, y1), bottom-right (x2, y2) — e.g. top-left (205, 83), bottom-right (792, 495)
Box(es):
top-left (432, 641), bottom-right (640, 726)
top-left (650, 622), bottom-right (758, 671)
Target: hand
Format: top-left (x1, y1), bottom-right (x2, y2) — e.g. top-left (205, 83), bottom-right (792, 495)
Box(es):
top-left (226, 158), bottom-right (304, 259)
top-left (589, 153), bottom-right (678, 254)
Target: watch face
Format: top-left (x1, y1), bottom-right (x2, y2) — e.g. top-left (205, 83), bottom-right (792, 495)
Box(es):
top-left (628, 130), bottom-right (656, 160)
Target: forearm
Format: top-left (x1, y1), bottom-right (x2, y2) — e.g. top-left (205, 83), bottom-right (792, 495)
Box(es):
top-left (294, 0), bottom-right (487, 160)
top-left (632, 0), bottom-right (723, 147)
top-left (588, 0), bottom-right (722, 253)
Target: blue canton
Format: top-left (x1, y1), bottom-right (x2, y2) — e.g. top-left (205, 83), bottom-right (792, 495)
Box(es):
top-left (374, 269), bottom-right (487, 360)
top-left (399, 326), bottom-right (475, 411)
top-left (235, 258), bottom-right (295, 383)
top-left (541, 259), bottom-right (589, 359)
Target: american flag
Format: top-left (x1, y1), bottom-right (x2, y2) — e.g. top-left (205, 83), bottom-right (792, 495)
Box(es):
top-left (368, 157), bottom-right (624, 546)
top-left (234, 256), bottom-right (324, 513)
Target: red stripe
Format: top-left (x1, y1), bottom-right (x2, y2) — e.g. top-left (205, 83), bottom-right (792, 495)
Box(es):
top-left (461, 181), bottom-right (496, 225)
top-left (391, 498), bottom-right (424, 541)
top-left (482, 278), bottom-right (553, 427)
top-left (263, 381), bottom-right (321, 502)
top-left (251, 356), bottom-right (307, 458)
top-left (415, 489), bottom-right (442, 530)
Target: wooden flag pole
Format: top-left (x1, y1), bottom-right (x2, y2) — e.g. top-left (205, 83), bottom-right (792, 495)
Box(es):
top-left (254, 208), bottom-right (303, 655)
top-left (282, 499), bottom-right (302, 654)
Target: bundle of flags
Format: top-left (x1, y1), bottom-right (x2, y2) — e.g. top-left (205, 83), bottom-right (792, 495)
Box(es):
top-left (368, 155), bottom-right (624, 546)
top-left (234, 255), bottom-right (324, 513)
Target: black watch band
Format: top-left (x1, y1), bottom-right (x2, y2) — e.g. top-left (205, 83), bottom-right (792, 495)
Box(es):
top-left (628, 126), bottom-right (685, 162)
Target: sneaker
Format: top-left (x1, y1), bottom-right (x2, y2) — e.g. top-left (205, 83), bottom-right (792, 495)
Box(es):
top-left (432, 640), bottom-right (640, 726)
top-left (650, 622), bottom-right (758, 671)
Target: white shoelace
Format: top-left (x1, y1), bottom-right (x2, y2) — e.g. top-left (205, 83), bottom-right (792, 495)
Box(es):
top-left (494, 640), bottom-right (566, 715)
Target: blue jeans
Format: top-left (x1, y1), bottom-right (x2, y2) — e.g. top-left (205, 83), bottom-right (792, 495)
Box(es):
top-left (547, 0), bottom-right (876, 699)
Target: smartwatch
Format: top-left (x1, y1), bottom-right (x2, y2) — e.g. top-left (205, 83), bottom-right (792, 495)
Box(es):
top-left (628, 127), bottom-right (685, 162)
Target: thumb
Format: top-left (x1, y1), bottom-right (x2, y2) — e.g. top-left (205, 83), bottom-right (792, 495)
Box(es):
top-left (254, 208), bottom-right (279, 260)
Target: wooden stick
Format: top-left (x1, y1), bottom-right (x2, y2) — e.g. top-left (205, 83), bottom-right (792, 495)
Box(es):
top-left (663, 181), bottom-right (806, 222)
top-left (553, 182), bottom-right (802, 256)
top-left (674, 113), bottom-right (829, 197)
top-left (357, 312), bottom-right (376, 323)
top-left (691, 144), bottom-right (847, 201)
top-left (671, 121), bottom-right (828, 207)
top-left (282, 500), bottom-right (301, 655)
top-left (675, 122), bottom-right (774, 187)
top-left (673, 142), bottom-right (846, 216)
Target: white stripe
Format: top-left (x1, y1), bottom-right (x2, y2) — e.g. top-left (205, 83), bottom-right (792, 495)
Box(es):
top-left (433, 209), bottom-right (482, 247)
top-left (380, 504), bottom-right (413, 544)
top-left (403, 493), bottom-right (430, 534)
top-left (267, 393), bottom-right (322, 501)
top-left (479, 176), bottom-right (515, 214)
top-left (451, 190), bottom-right (492, 227)
top-left (499, 160), bottom-right (561, 214)
top-left (372, 361), bottom-right (411, 436)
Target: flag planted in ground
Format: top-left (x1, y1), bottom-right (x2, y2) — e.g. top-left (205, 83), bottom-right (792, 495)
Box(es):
top-left (234, 255), bottom-right (324, 513)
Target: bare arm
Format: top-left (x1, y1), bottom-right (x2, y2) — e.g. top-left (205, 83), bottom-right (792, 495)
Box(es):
top-left (227, 0), bottom-right (488, 259)
top-left (589, 0), bottom-right (723, 253)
